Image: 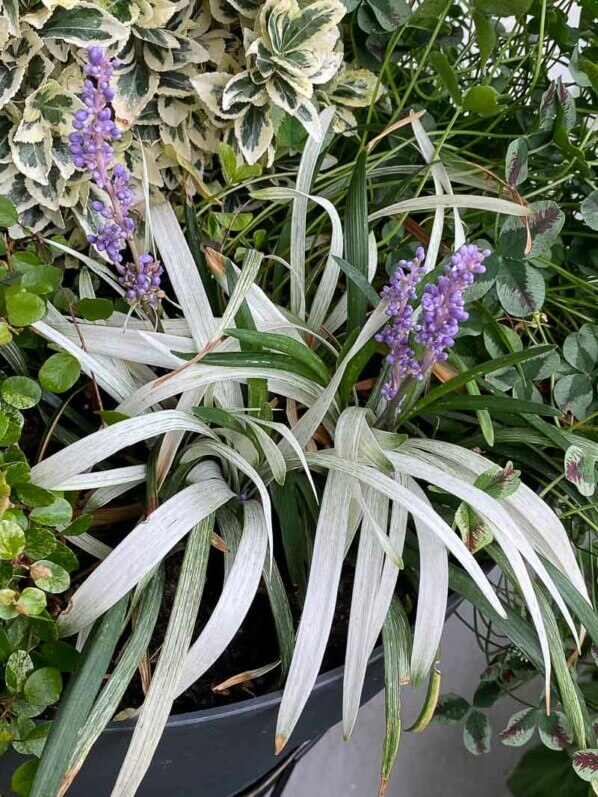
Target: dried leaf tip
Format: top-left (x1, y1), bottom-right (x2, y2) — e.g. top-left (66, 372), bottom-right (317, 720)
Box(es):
top-left (204, 247), bottom-right (226, 278)
top-left (274, 733), bottom-right (287, 756)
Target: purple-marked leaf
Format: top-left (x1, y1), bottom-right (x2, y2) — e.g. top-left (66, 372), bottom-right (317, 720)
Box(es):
top-left (556, 80), bottom-right (576, 132)
top-left (499, 708), bottom-right (537, 747)
top-left (506, 138), bottom-right (528, 186)
top-left (538, 711), bottom-right (573, 751)
top-left (592, 646), bottom-right (598, 667)
top-left (464, 709), bottom-right (492, 755)
top-left (455, 503), bottom-right (493, 554)
top-left (571, 749), bottom-right (598, 782)
top-left (564, 445), bottom-right (596, 498)
top-left (496, 260), bottom-right (545, 317)
top-left (433, 693), bottom-right (470, 725)
top-left (527, 201), bottom-right (565, 258)
top-left (563, 325), bottom-right (598, 374)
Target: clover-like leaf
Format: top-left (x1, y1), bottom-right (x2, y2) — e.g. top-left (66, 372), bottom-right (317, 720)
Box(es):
top-left (433, 693), bottom-right (470, 725)
top-left (464, 709), bottom-right (492, 755)
top-left (571, 749), bottom-right (598, 782)
top-left (538, 711), bottom-right (573, 751)
top-left (499, 708), bottom-right (537, 747)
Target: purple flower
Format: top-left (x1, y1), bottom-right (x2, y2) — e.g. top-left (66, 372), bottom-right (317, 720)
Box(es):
top-left (376, 247), bottom-right (425, 400)
top-left (416, 244), bottom-right (490, 362)
top-left (376, 243), bottom-right (490, 411)
top-left (70, 46), bottom-right (163, 308)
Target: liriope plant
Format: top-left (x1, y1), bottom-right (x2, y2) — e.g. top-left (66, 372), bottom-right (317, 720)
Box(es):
top-left (27, 108), bottom-right (597, 796)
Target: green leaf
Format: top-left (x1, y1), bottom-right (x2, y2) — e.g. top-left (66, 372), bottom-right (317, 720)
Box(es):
top-left (345, 151), bottom-right (369, 332)
top-left (433, 693), bottom-right (470, 725)
top-left (6, 650), bottom-right (34, 693)
top-left (235, 105), bottom-right (273, 165)
top-left (0, 321), bottom-right (13, 346)
top-left (39, 353), bottom-right (81, 393)
top-left (30, 560), bottom-right (70, 594)
top-left (463, 85), bottom-right (498, 116)
top-left (1, 377), bottom-right (41, 410)
top-left (464, 709), bottom-right (492, 755)
top-left (75, 297), bottom-right (113, 321)
top-left (507, 746), bottom-right (587, 797)
top-left (554, 373), bottom-right (593, 419)
top-left (472, 11), bottom-right (496, 67)
top-left (199, 350), bottom-right (327, 384)
top-left (424, 395), bottom-right (559, 417)
top-left (6, 292), bottom-right (46, 327)
top-left (499, 708), bottom-right (537, 746)
top-left (40, 641), bottom-right (79, 673)
top-left (412, 346), bottom-right (556, 416)
top-left (218, 142), bottom-right (237, 184)
top-left (11, 759), bottom-right (39, 797)
top-left (61, 515), bottom-right (93, 537)
top-left (581, 191), bottom-right (598, 231)
top-left (0, 196), bottom-right (18, 227)
top-left (571, 749), bottom-right (598, 782)
top-left (505, 138), bottom-right (528, 186)
top-left (16, 483), bottom-right (55, 509)
top-left (368, 0), bottom-right (411, 30)
top-left (473, 0), bottom-right (532, 14)
top-left (429, 51), bottom-right (462, 105)
top-left (496, 260), bottom-right (545, 317)
top-left (24, 526), bottom-right (56, 560)
top-left (30, 497), bottom-right (73, 527)
top-left (333, 255), bottom-right (380, 309)
top-left (21, 265), bottom-right (63, 296)
top-left (29, 599), bottom-right (127, 797)
top-left (16, 588), bottom-right (47, 617)
top-left (24, 668), bottom-right (62, 706)
top-left (538, 711), bottom-right (573, 751)
top-left (563, 325), bottom-right (598, 373)
top-left (0, 520), bottom-right (26, 559)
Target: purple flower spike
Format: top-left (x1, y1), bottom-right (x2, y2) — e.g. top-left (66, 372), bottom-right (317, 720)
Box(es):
top-left (376, 247), bottom-right (425, 401)
top-left (70, 46), bottom-right (163, 308)
top-left (416, 244), bottom-right (490, 362)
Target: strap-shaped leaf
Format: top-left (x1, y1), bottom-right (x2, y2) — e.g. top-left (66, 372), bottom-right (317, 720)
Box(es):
top-left (176, 501), bottom-right (269, 695)
top-left (111, 518), bottom-right (213, 796)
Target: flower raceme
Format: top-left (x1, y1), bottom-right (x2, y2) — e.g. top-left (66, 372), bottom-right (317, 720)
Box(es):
top-left (378, 244), bottom-right (490, 407)
top-left (69, 46), bottom-right (164, 308)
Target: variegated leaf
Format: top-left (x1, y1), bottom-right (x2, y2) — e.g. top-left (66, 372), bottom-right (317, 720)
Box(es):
top-left (10, 131), bottom-right (52, 185)
top-left (280, 0), bottom-right (346, 52)
top-left (499, 708), bottom-right (537, 747)
top-left (572, 749), bottom-right (598, 782)
top-left (222, 71), bottom-right (265, 111)
top-left (235, 105), bottom-right (273, 164)
top-left (538, 711), bottom-right (574, 751)
top-left (329, 69), bottom-right (381, 108)
top-left (294, 100), bottom-right (322, 140)
top-left (113, 63), bottom-right (160, 126)
top-left (0, 65), bottom-right (25, 110)
top-left (505, 137), bottom-right (528, 186)
top-left (564, 445), bottom-right (596, 497)
top-left (40, 3), bottom-right (129, 46)
top-left (433, 693), bottom-right (470, 725)
top-left (464, 709), bottom-right (492, 755)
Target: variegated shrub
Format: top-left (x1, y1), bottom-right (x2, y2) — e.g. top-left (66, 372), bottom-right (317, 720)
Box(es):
top-left (0, 0), bottom-right (378, 234)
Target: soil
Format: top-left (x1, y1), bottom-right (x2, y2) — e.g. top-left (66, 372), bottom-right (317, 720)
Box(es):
top-left (118, 552), bottom-right (358, 715)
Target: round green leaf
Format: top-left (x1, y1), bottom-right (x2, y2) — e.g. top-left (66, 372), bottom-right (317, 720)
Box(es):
top-left (6, 291), bottom-right (46, 327)
top-left (21, 265), bottom-right (63, 295)
top-left (23, 667), bottom-right (62, 706)
top-left (15, 588), bottom-right (47, 617)
top-left (0, 520), bottom-right (26, 559)
top-left (40, 641), bottom-right (79, 672)
top-left (30, 497), bottom-right (73, 527)
top-left (463, 85), bottom-right (498, 115)
top-left (16, 483), bottom-right (56, 509)
top-left (563, 326), bottom-right (598, 374)
top-left (473, 0), bottom-right (532, 14)
top-left (24, 526), bottom-right (57, 560)
top-left (39, 352), bottom-right (81, 393)
top-left (75, 297), bottom-right (114, 321)
top-left (11, 758), bottom-right (39, 796)
top-left (0, 196), bottom-right (18, 228)
top-left (30, 560), bottom-right (70, 593)
top-left (581, 191), bottom-right (598, 231)
top-left (464, 709), bottom-right (492, 755)
top-left (0, 322), bottom-right (13, 346)
top-left (554, 373), bottom-right (593, 419)
top-left (1, 377), bottom-right (42, 410)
